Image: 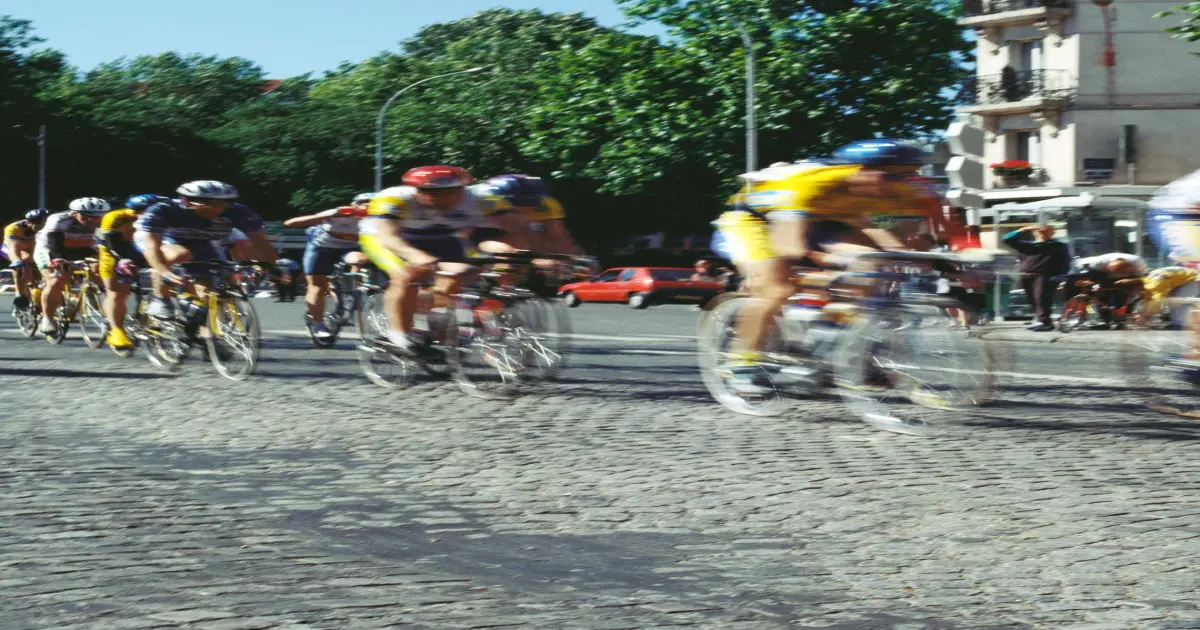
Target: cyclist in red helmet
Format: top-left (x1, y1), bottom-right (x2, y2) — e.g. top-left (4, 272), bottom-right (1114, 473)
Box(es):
top-left (360, 165), bottom-right (515, 355)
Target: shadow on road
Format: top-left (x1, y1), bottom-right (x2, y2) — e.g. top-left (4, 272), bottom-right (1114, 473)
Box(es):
top-left (0, 367), bottom-right (173, 379)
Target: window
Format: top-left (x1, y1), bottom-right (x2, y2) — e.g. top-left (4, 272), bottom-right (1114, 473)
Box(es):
top-left (1014, 130), bottom-right (1041, 164)
top-left (592, 270), bottom-right (620, 282)
top-left (1018, 40), bottom-right (1043, 73)
top-left (650, 269), bottom-right (695, 281)
top-left (617, 269), bottom-right (638, 281)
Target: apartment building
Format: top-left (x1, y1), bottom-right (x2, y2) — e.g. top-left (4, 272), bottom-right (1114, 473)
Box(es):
top-left (954, 0), bottom-right (1200, 260)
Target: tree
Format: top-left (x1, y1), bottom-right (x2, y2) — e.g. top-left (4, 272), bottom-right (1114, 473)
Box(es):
top-left (1158, 3), bottom-right (1200, 54)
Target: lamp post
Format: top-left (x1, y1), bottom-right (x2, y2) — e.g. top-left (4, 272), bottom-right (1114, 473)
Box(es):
top-left (17, 124), bottom-right (47, 209)
top-left (731, 20), bottom-right (758, 173)
top-left (374, 66), bottom-right (489, 192)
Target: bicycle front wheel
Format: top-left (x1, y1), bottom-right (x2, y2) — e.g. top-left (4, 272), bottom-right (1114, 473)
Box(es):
top-left (355, 290), bottom-right (422, 389)
top-left (449, 295), bottom-right (523, 399)
top-left (78, 282), bottom-right (108, 349)
top-left (834, 307), bottom-right (994, 436)
top-left (206, 292), bottom-right (260, 381)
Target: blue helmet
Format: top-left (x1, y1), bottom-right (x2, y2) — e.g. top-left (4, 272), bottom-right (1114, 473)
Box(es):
top-left (486, 174), bottom-right (549, 207)
top-left (832, 139), bottom-right (926, 167)
top-left (24, 208), bottom-right (49, 223)
top-left (126, 194), bottom-right (166, 211)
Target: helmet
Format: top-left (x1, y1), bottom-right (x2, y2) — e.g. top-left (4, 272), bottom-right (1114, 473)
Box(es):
top-left (126, 194), bottom-right (166, 211)
top-left (352, 192), bottom-right (375, 204)
top-left (485, 174), bottom-right (549, 206)
top-left (176, 180), bottom-right (239, 199)
top-left (402, 165), bottom-right (473, 189)
top-left (24, 208), bottom-right (49, 223)
top-left (832, 139), bottom-right (926, 167)
top-left (68, 197), bottom-right (111, 216)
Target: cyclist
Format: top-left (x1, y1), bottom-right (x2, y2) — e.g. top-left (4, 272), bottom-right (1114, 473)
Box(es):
top-left (713, 140), bottom-right (939, 381)
top-left (134, 180), bottom-right (277, 320)
top-left (480, 175), bottom-right (582, 256)
top-left (1146, 168), bottom-right (1200, 365)
top-left (360, 165), bottom-right (515, 355)
top-left (34, 198), bottom-right (109, 334)
top-left (1059, 254), bottom-right (1147, 329)
top-left (282, 192), bottom-right (373, 338)
top-left (4, 208), bottom-right (49, 309)
top-left (97, 194), bottom-right (164, 351)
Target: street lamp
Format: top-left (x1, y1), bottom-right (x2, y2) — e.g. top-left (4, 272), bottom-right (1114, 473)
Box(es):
top-left (15, 124), bottom-right (47, 209)
top-left (374, 66), bottom-right (490, 192)
top-left (731, 20), bottom-right (758, 173)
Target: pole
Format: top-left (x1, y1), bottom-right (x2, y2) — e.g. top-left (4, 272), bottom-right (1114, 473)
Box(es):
top-left (374, 66), bottom-right (489, 192)
top-left (732, 21), bottom-right (757, 173)
top-left (37, 125), bottom-right (46, 209)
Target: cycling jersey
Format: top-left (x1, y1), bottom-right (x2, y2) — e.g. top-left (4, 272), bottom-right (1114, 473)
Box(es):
top-left (470, 184), bottom-right (564, 223)
top-left (34, 211), bottom-right (96, 269)
top-left (97, 209), bottom-right (145, 280)
top-left (715, 163), bottom-right (936, 264)
top-left (1148, 169), bottom-right (1200, 264)
top-left (361, 185), bottom-right (503, 274)
top-left (4, 220), bottom-right (36, 243)
top-left (307, 208), bottom-right (364, 250)
top-left (135, 200), bottom-right (265, 263)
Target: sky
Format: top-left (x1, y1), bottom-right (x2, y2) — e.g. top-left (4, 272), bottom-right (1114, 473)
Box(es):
top-left (6, 0), bottom-right (667, 78)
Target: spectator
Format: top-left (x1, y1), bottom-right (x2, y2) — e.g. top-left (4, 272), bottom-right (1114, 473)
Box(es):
top-left (691, 259), bottom-right (716, 282)
top-left (1003, 224), bottom-right (1071, 332)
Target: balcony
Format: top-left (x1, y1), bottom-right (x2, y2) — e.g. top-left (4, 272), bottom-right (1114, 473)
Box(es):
top-left (991, 166), bottom-right (1052, 189)
top-left (959, 0), bottom-right (1072, 29)
top-left (957, 69), bottom-right (1076, 118)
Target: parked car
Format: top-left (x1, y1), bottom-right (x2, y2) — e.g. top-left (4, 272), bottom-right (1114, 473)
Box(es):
top-left (558, 267), bottom-right (723, 309)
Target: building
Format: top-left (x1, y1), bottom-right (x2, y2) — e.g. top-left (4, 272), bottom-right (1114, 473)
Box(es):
top-left (954, 0), bottom-right (1200, 263)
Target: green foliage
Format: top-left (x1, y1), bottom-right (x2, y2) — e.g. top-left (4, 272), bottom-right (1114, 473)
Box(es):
top-left (1157, 3), bottom-right (1200, 53)
top-left (4, 4), bottom-right (969, 242)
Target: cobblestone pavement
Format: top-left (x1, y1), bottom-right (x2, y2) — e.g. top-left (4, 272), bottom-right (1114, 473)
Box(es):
top-left (2, 300), bottom-right (1199, 629)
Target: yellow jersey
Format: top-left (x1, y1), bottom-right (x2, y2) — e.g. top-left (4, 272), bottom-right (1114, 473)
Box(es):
top-left (728, 163), bottom-right (935, 225)
top-left (4, 220), bottom-right (36, 242)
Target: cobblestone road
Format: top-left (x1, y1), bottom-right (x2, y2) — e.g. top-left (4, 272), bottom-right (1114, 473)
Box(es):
top-left (2, 299), bottom-right (1199, 629)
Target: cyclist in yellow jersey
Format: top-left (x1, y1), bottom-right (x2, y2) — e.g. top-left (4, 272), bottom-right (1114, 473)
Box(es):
top-left (4, 209), bottom-right (49, 309)
top-left (97, 194), bottom-right (163, 350)
top-left (361, 165), bottom-right (515, 355)
top-left (478, 175), bottom-right (583, 256)
top-left (713, 139), bottom-right (936, 380)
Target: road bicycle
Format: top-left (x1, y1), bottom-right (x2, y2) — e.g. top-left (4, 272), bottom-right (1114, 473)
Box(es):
top-left (697, 250), bottom-right (1004, 436)
top-left (356, 251), bottom-right (576, 398)
top-left (1057, 277), bottom-right (1141, 332)
top-left (38, 258), bottom-right (107, 347)
top-left (303, 261), bottom-right (376, 348)
top-left (1122, 296), bottom-right (1200, 418)
top-left (131, 261), bottom-right (265, 380)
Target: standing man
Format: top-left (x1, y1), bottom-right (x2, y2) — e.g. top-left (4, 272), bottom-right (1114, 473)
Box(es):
top-left (1003, 224), bottom-right (1071, 332)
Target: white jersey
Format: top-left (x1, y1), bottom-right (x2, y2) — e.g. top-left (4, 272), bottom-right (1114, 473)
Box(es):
top-left (35, 211), bottom-right (95, 252)
top-left (1150, 169), bottom-right (1200, 215)
top-left (363, 185), bottom-right (496, 241)
top-left (308, 214), bottom-right (361, 249)
top-left (1073, 252), bottom-right (1147, 277)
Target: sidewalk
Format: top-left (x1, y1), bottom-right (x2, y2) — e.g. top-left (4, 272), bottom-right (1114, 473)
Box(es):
top-left (973, 320), bottom-right (1172, 346)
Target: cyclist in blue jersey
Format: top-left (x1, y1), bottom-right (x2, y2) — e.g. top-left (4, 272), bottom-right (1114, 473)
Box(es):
top-left (134, 180), bottom-right (277, 319)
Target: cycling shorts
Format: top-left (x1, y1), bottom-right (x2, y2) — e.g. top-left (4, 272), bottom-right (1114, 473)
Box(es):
top-left (302, 243), bottom-right (354, 276)
top-left (1147, 210), bottom-right (1200, 264)
top-left (360, 233), bottom-right (470, 276)
top-left (34, 247), bottom-right (94, 271)
top-left (713, 210), bottom-right (859, 265)
top-left (98, 245), bottom-right (147, 281)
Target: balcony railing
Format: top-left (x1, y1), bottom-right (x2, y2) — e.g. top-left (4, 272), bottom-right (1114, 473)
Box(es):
top-left (961, 0), bottom-right (1070, 17)
top-left (958, 69), bottom-right (1075, 107)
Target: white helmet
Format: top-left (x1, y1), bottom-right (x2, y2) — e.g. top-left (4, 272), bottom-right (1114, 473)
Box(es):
top-left (68, 197), bottom-right (111, 216)
top-left (177, 180), bottom-right (239, 199)
top-left (353, 192), bottom-right (375, 204)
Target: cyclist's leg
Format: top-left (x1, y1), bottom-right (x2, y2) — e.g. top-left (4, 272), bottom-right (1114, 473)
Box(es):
top-left (718, 211), bottom-right (791, 359)
top-left (302, 243), bottom-right (339, 324)
top-left (150, 243), bottom-right (193, 298)
top-left (361, 233), bottom-right (423, 344)
top-left (97, 247), bottom-right (134, 346)
top-left (34, 248), bottom-right (67, 329)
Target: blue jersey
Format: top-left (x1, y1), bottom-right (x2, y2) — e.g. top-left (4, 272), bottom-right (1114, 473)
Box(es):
top-left (135, 200), bottom-right (264, 246)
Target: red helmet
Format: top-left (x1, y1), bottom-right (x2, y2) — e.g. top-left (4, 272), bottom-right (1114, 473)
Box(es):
top-left (402, 165), bottom-right (473, 189)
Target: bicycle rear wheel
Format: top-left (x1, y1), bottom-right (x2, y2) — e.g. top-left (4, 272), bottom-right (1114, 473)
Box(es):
top-left (78, 282), bottom-right (108, 349)
top-left (355, 290), bottom-right (422, 389)
top-left (1058, 296), bottom-right (1095, 332)
top-left (834, 307), bottom-right (994, 436)
top-left (13, 304), bottom-right (38, 338)
top-left (696, 295), bottom-right (790, 417)
top-left (206, 292), bottom-right (260, 381)
top-left (509, 296), bottom-right (571, 381)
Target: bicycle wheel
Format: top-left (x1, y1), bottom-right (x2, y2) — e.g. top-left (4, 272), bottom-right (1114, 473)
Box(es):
top-left (310, 285), bottom-right (342, 348)
top-left (1057, 296), bottom-right (1094, 332)
top-left (508, 296), bottom-right (570, 381)
top-left (78, 282), bottom-right (108, 349)
top-left (834, 306), bottom-right (993, 436)
top-left (448, 294), bottom-right (523, 399)
top-left (696, 295), bottom-right (789, 417)
top-left (1122, 303), bottom-right (1200, 417)
top-left (206, 292), bottom-right (260, 381)
top-left (13, 304), bottom-right (38, 338)
top-left (46, 298), bottom-right (72, 344)
top-left (355, 290), bottom-right (422, 389)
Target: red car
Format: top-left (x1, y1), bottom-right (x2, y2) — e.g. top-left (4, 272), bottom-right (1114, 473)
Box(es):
top-left (558, 267), bottom-right (724, 309)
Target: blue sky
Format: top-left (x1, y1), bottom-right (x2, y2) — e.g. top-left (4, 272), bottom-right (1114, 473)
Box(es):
top-left (6, 0), bottom-right (666, 77)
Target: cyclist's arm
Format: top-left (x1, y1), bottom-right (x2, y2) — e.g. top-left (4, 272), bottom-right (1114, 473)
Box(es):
top-left (283, 209), bottom-right (338, 229)
top-left (241, 231), bottom-right (278, 264)
top-left (136, 231), bottom-right (172, 274)
top-left (362, 216), bottom-right (438, 263)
